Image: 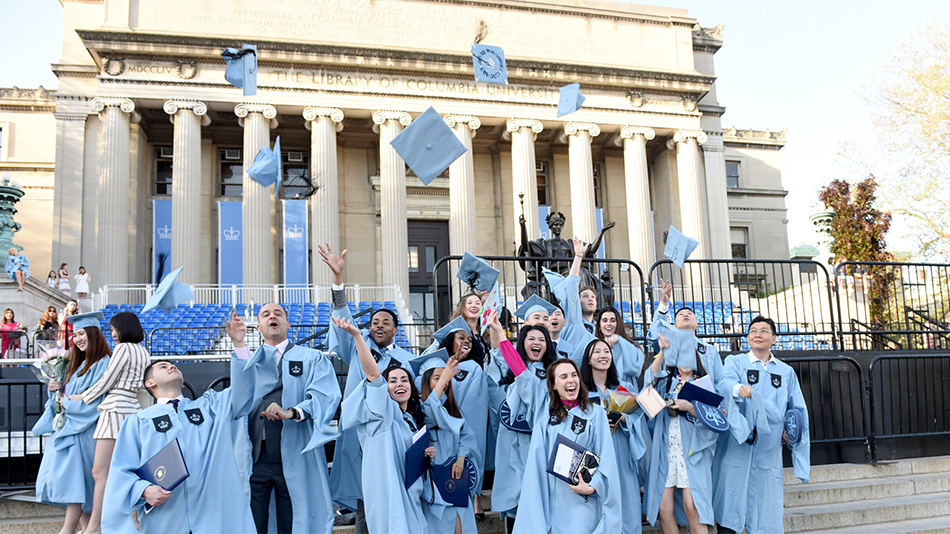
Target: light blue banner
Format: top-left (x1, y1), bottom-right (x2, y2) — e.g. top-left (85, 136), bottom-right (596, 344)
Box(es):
top-left (152, 199), bottom-right (172, 284)
top-left (218, 201), bottom-right (243, 288)
top-left (282, 200), bottom-right (309, 287)
top-left (539, 206), bottom-right (551, 239)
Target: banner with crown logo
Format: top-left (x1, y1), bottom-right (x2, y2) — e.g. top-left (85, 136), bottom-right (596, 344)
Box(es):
top-left (152, 199), bottom-right (172, 284)
top-left (282, 200), bottom-right (308, 293)
top-left (218, 201), bottom-right (243, 288)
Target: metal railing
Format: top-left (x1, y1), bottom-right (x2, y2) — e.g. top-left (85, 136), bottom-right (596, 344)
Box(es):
top-left (0, 379), bottom-right (47, 489)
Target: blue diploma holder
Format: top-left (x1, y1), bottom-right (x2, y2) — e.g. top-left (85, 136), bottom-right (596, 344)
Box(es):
top-left (135, 438), bottom-right (189, 513)
top-left (431, 456), bottom-right (478, 507)
top-left (404, 428), bottom-right (430, 489)
top-left (678, 380), bottom-right (724, 408)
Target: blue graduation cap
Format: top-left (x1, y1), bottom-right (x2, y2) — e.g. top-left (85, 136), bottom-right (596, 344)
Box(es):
top-left (693, 401), bottom-right (729, 433)
top-left (557, 83), bottom-right (586, 118)
top-left (513, 294), bottom-right (557, 322)
top-left (456, 252), bottom-right (499, 292)
top-left (390, 107), bottom-right (467, 186)
top-left (70, 311), bottom-right (104, 331)
top-left (222, 44), bottom-right (257, 97)
top-left (432, 316), bottom-right (471, 346)
top-left (471, 43), bottom-right (508, 85)
top-left (408, 347), bottom-right (451, 377)
top-left (785, 397), bottom-right (805, 444)
top-left (541, 268), bottom-right (565, 290)
top-left (650, 320), bottom-right (698, 370)
top-left (144, 266), bottom-right (194, 313)
top-left (664, 225), bottom-right (699, 269)
top-left (246, 136), bottom-right (282, 199)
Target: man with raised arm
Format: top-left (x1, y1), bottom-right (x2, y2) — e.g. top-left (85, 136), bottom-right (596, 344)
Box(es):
top-left (318, 243), bottom-right (415, 533)
top-left (235, 303), bottom-right (342, 534)
top-left (102, 314), bottom-right (278, 534)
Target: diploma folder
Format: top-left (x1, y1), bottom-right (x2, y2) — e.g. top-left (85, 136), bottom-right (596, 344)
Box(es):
top-left (679, 380), bottom-right (724, 408)
top-left (136, 438), bottom-right (189, 513)
top-left (404, 426), bottom-right (430, 489)
top-left (546, 434), bottom-right (599, 486)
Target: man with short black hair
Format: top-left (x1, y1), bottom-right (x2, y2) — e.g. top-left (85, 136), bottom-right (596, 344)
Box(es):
top-left (712, 315), bottom-right (811, 534)
top-left (102, 314), bottom-right (279, 534)
top-left (318, 243), bottom-right (415, 533)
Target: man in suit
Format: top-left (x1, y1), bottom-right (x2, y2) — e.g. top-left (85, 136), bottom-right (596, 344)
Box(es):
top-left (236, 303), bottom-right (342, 534)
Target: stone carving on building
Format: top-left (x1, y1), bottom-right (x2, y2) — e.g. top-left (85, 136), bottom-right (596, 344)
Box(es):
top-left (0, 174), bottom-right (25, 253)
top-left (516, 195), bottom-right (616, 305)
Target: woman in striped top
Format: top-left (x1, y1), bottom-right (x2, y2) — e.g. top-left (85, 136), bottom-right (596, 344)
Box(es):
top-left (69, 311), bottom-right (149, 534)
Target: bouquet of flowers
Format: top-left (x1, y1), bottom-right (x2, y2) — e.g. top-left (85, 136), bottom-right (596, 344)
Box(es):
top-left (31, 343), bottom-right (71, 431)
top-left (606, 386), bottom-right (639, 434)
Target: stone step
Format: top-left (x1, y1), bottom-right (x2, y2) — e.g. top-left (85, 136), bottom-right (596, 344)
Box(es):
top-left (784, 491), bottom-right (950, 532)
top-left (784, 455), bottom-right (950, 485)
top-left (0, 515), bottom-right (66, 534)
top-left (793, 514), bottom-right (950, 534)
top-left (0, 497), bottom-right (65, 520)
top-left (332, 510), bottom-right (505, 534)
top-left (785, 472), bottom-right (950, 507)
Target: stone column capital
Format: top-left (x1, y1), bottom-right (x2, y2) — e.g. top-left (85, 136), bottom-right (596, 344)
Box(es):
top-left (91, 97), bottom-right (135, 114)
top-left (444, 115), bottom-right (481, 130)
top-left (564, 122), bottom-right (601, 137)
top-left (235, 103), bottom-right (277, 128)
top-left (506, 118), bottom-right (543, 134)
top-left (164, 100), bottom-right (210, 126)
top-left (669, 129), bottom-right (708, 147)
top-left (620, 126), bottom-right (656, 141)
top-left (303, 107), bottom-right (344, 132)
top-left (372, 110), bottom-right (412, 126)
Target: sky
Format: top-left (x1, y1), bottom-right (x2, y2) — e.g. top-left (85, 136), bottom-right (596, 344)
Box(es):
top-left (1, 0), bottom-right (948, 256)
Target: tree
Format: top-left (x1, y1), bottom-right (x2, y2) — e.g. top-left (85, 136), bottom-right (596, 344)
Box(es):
top-left (863, 22), bottom-right (950, 258)
top-left (818, 177), bottom-right (893, 263)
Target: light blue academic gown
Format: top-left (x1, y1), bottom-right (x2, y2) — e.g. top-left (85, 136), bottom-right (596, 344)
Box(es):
top-left (490, 351), bottom-right (548, 518)
top-left (233, 344), bottom-right (342, 534)
top-left (102, 351), bottom-right (279, 534)
top-left (5, 253), bottom-right (30, 280)
top-left (421, 394), bottom-right (480, 534)
top-left (328, 304), bottom-right (415, 511)
top-left (341, 377), bottom-right (427, 534)
top-left (612, 337), bottom-right (645, 388)
top-left (589, 383), bottom-right (647, 534)
top-left (548, 273), bottom-right (596, 365)
top-left (513, 400), bottom-right (621, 534)
top-left (712, 352), bottom-right (810, 534)
top-left (32, 357), bottom-right (110, 513)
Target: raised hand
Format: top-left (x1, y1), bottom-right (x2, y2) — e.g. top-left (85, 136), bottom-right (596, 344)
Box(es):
top-left (331, 316), bottom-right (361, 337)
top-left (572, 236), bottom-right (589, 257)
top-left (227, 313), bottom-right (247, 348)
top-left (444, 355), bottom-right (461, 377)
top-left (659, 278), bottom-right (673, 306)
top-left (657, 333), bottom-right (671, 349)
top-left (317, 243), bottom-right (347, 274)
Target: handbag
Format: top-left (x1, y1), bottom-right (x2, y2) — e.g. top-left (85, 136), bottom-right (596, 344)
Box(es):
top-left (638, 384), bottom-right (667, 418)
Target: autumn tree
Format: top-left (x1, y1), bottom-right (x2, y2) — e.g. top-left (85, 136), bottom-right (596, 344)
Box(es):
top-left (818, 177), bottom-right (893, 263)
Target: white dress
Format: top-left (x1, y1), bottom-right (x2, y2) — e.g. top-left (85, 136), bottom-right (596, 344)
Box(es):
top-left (75, 273), bottom-right (90, 293)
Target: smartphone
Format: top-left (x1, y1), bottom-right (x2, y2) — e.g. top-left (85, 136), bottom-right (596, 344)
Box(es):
top-left (607, 411), bottom-right (622, 425)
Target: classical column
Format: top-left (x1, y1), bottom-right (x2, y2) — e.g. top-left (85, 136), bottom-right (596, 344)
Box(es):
top-left (565, 122), bottom-right (601, 242)
top-left (373, 110), bottom-right (412, 303)
top-left (702, 142), bottom-right (732, 260)
top-left (235, 103), bottom-right (278, 285)
top-left (444, 115), bottom-right (480, 256)
top-left (91, 97), bottom-right (135, 286)
top-left (304, 107), bottom-right (344, 285)
top-left (507, 118), bottom-right (544, 243)
top-left (52, 110), bottom-right (91, 272)
top-left (668, 130), bottom-right (709, 260)
top-left (165, 100), bottom-right (209, 284)
top-left (617, 126), bottom-right (656, 272)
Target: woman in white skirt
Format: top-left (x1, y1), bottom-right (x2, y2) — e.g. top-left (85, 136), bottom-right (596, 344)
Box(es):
top-left (74, 266), bottom-right (91, 298)
top-left (57, 263), bottom-right (71, 295)
top-left (68, 310), bottom-right (149, 534)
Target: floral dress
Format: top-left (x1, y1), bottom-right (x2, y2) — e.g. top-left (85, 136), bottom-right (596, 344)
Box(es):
top-left (665, 374), bottom-right (690, 489)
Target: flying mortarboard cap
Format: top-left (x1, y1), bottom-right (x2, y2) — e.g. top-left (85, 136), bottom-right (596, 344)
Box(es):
top-left (557, 82), bottom-right (586, 118)
top-left (222, 44), bottom-right (258, 97)
top-left (143, 266), bottom-right (195, 313)
top-left (513, 294), bottom-right (558, 321)
top-left (390, 107), bottom-right (467, 186)
top-left (456, 252), bottom-right (500, 292)
top-left (541, 268), bottom-right (566, 291)
top-left (70, 311), bottom-right (105, 332)
top-left (664, 225), bottom-right (699, 269)
top-left (650, 320), bottom-right (699, 370)
top-left (246, 136), bottom-right (283, 199)
top-left (408, 347), bottom-right (451, 376)
top-left (432, 316), bottom-right (472, 346)
top-left (471, 43), bottom-right (508, 85)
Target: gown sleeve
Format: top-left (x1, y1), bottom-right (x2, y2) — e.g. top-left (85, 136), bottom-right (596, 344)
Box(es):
top-left (228, 345), bottom-right (281, 419)
top-left (788, 369), bottom-right (811, 483)
top-left (328, 297), bottom-right (357, 365)
top-left (499, 340), bottom-right (527, 376)
top-left (341, 377), bottom-right (395, 438)
top-left (300, 352), bottom-right (344, 452)
top-left (588, 409), bottom-right (622, 534)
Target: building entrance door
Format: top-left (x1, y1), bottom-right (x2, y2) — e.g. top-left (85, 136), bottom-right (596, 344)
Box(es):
top-left (407, 220), bottom-right (450, 328)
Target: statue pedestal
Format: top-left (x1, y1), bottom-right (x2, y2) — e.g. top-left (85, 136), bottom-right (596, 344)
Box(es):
top-left (0, 277), bottom-right (72, 346)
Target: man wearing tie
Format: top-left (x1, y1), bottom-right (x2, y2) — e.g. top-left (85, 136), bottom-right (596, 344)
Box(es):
top-left (236, 303), bottom-right (342, 534)
top-left (318, 244), bottom-right (415, 534)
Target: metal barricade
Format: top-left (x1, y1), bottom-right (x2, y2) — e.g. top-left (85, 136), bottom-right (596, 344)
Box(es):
top-left (0, 380), bottom-right (48, 489)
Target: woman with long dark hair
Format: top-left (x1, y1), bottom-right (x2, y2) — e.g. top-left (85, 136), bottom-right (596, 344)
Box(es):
top-left (579, 338), bottom-right (648, 534)
top-left (59, 299), bottom-right (79, 349)
top-left (485, 313), bottom-right (557, 533)
top-left (595, 306), bottom-right (645, 387)
top-left (511, 357), bottom-right (620, 534)
top-left (415, 350), bottom-right (480, 533)
top-left (334, 316), bottom-right (427, 534)
top-left (32, 312), bottom-right (111, 534)
top-left (69, 311), bottom-right (149, 534)
top-left (1, 308), bottom-right (24, 358)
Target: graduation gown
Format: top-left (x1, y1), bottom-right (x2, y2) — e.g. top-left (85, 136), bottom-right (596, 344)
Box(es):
top-left (328, 304), bottom-right (415, 511)
top-left (102, 351), bottom-right (278, 534)
top-left (712, 353), bottom-right (810, 534)
top-left (513, 403), bottom-right (621, 534)
top-left (341, 377), bottom-right (427, 534)
top-left (590, 383), bottom-right (648, 534)
top-left (32, 357), bottom-right (110, 512)
top-left (420, 393), bottom-right (480, 534)
top-left (489, 348), bottom-right (548, 517)
top-left (548, 273), bottom-right (597, 365)
top-left (233, 344), bottom-right (342, 534)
